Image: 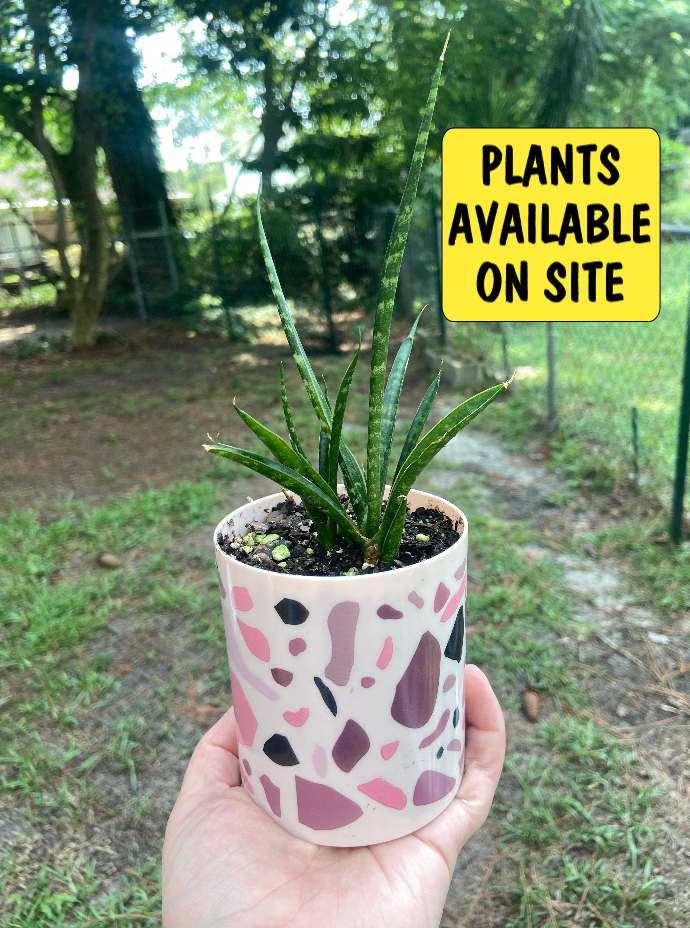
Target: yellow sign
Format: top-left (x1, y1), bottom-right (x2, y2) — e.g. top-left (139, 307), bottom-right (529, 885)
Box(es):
top-left (442, 129), bottom-right (660, 321)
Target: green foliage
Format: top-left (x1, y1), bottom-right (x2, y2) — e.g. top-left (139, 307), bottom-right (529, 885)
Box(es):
top-left (167, 0), bottom-right (389, 186)
top-left (660, 136), bottom-right (688, 203)
top-left (188, 194), bottom-right (321, 309)
top-left (204, 45), bottom-right (507, 562)
top-left (533, 0), bottom-right (604, 128)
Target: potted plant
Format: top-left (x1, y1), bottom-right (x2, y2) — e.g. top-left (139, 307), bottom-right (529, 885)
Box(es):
top-left (205, 36), bottom-right (508, 847)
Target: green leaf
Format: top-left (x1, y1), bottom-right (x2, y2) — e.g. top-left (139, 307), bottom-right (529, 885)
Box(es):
top-left (380, 313), bottom-right (422, 495)
top-left (339, 442), bottom-right (367, 527)
top-left (257, 187), bottom-right (366, 516)
top-left (280, 362), bottom-right (307, 458)
top-left (319, 427), bottom-right (329, 481)
top-left (322, 376), bottom-right (332, 414)
top-left (233, 403), bottom-right (342, 513)
top-left (329, 339), bottom-right (361, 492)
top-left (394, 365), bottom-right (442, 481)
top-left (375, 381), bottom-right (507, 545)
top-left (364, 37), bottom-right (449, 536)
top-left (203, 443), bottom-right (365, 546)
top-left (380, 494), bottom-right (408, 563)
top-left (257, 186), bottom-right (330, 428)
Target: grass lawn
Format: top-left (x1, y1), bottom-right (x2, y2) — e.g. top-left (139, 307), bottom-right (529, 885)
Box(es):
top-left (1, 328), bottom-right (687, 926)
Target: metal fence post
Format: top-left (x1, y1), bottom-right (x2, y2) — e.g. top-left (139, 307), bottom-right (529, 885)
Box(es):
top-left (500, 323), bottom-right (510, 380)
top-left (431, 201), bottom-right (446, 345)
top-left (123, 223), bottom-right (148, 322)
top-left (208, 187), bottom-right (232, 340)
top-left (7, 219), bottom-right (28, 289)
top-left (158, 199), bottom-right (179, 292)
top-left (310, 177), bottom-right (338, 354)
top-left (547, 321), bottom-right (557, 433)
top-left (670, 293), bottom-right (690, 543)
top-left (631, 406), bottom-right (639, 483)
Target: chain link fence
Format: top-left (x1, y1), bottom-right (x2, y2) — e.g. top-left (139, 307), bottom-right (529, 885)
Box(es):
top-left (492, 241), bottom-right (690, 507)
top-left (157, 191), bottom-right (444, 347)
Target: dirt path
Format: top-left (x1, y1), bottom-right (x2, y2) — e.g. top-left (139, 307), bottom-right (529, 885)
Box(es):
top-left (433, 428), bottom-right (690, 925)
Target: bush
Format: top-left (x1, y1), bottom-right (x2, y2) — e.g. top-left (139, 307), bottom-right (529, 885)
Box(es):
top-left (660, 136), bottom-right (687, 203)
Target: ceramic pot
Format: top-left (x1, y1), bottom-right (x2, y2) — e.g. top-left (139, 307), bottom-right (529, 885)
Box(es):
top-left (214, 487), bottom-right (467, 847)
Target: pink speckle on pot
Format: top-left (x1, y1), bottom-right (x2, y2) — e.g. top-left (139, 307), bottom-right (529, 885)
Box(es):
top-left (434, 582), bottom-right (450, 612)
top-left (419, 709), bottom-right (451, 749)
top-left (237, 618), bottom-right (271, 662)
top-left (260, 774), bottom-right (281, 817)
top-left (332, 720), bottom-right (370, 773)
top-left (441, 576), bottom-right (467, 624)
top-left (230, 671), bottom-right (257, 747)
top-left (358, 778), bottom-right (407, 810)
top-left (231, 586), bottom-right (253, 611)
top-left (390, 632), bottom-right (440, 729)
top-left (376, 637), bottom-right (393, 670)
top-left (412, 770), bottom-right (456, 806)
top-left (325, 602), bottom-right (359, 686)
top-left (312, 744), bottom-right (328, 778)
top-left (283, 707), bottom-right (309, 727)
top-left (295, 777), bottom-right (363, 830)
top-left (377, 604), bottom-right (403, 620)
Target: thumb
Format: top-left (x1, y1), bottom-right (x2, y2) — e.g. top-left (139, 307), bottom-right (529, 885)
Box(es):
top-left (179, 705), bottom-right (242, 798)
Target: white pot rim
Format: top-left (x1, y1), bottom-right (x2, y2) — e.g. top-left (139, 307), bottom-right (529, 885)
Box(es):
top-left (214, 486), bottom-right (468, 583)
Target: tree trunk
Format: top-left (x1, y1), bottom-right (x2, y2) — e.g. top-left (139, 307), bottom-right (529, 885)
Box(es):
top-left (256, 56), bottom-right (285, 189)
top-left (70, 296), bottom-right (101, 348)
top-left (67, 1), bottom-right (113, 347)
top-left (95, 20), bottom-right (175, 232)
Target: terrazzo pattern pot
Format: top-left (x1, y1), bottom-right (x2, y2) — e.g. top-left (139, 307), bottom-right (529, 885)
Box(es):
top-left (214, 488), bottom-right (467, 847)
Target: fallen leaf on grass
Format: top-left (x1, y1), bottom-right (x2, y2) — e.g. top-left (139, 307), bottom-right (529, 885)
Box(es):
top-left (522, 688), bottom-right (540, 722)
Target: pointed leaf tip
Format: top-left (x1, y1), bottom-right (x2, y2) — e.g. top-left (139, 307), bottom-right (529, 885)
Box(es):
top-left (441, 31), bottom-right (451, 61)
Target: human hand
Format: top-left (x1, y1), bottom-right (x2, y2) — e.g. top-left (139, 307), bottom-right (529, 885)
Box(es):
top-left (162, 664), bottom-right (505, 928)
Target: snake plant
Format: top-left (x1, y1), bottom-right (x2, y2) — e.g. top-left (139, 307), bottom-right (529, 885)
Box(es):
top-left (204, 35), bottom-right (508, 564)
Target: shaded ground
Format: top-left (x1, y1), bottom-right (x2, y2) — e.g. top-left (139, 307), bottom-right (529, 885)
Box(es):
top-left (1, 329), bottom-right (688, 926)
top-left (0, 326), bottom-right (295, 514)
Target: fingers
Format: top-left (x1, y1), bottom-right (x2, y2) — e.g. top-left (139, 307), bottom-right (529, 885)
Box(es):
top-left (415, 664), bottom-right (505, 868)
top-left (179, 705), bottom-right (242, 796)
